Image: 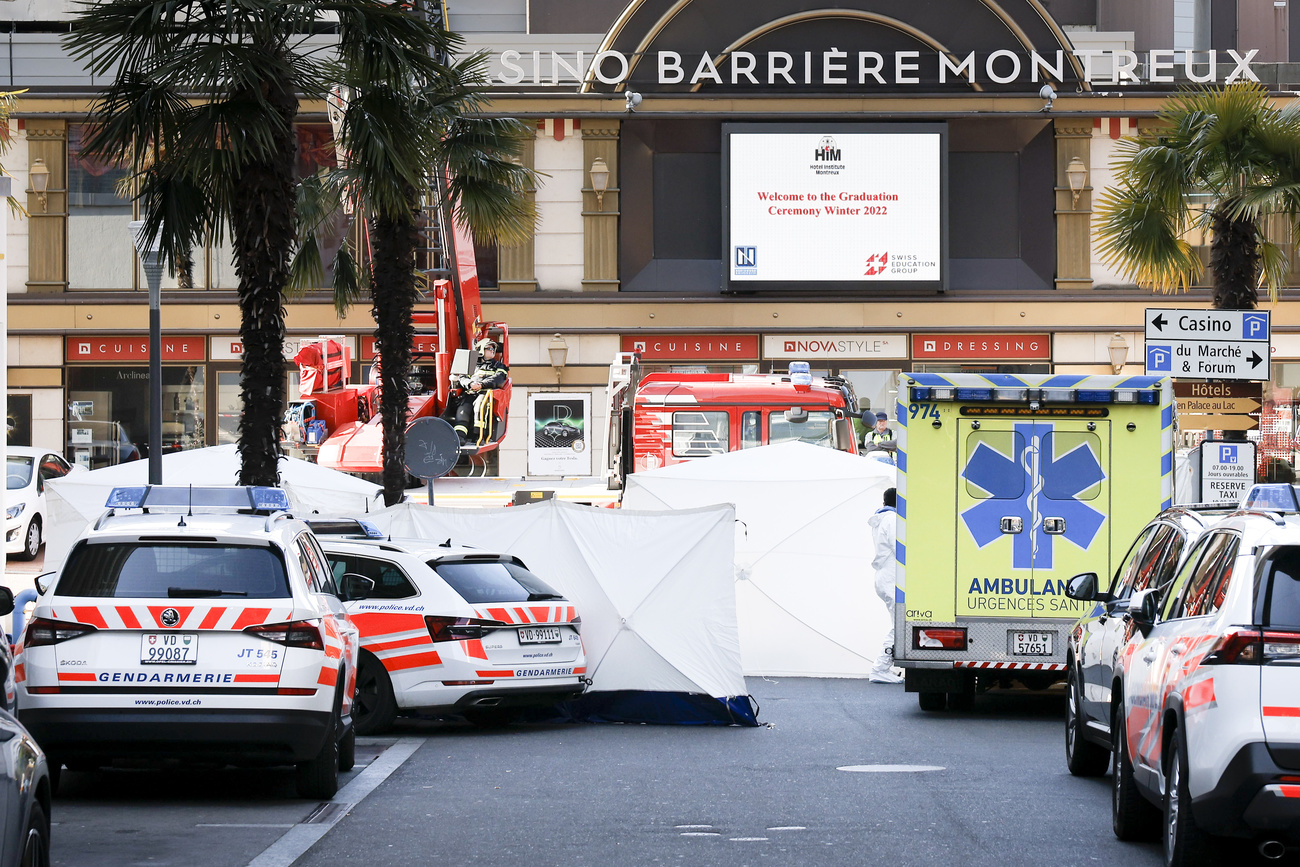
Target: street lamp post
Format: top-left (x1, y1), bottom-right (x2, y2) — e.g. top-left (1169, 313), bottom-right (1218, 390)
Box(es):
top-left (128, 221), bottom-right (164, 484)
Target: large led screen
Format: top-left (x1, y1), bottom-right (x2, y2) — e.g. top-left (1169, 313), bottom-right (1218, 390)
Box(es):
top-left (724, 124), bottom-right (946, 288)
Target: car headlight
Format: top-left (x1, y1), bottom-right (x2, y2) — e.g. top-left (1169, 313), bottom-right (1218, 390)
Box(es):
top-left (5, 503), bottom-right (23, 519)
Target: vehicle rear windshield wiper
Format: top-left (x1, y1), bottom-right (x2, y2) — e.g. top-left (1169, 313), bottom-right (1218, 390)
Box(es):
top-left (527, 592), bottom-right (563, 601)
top-left (168, 587), bottom-right (248, 598)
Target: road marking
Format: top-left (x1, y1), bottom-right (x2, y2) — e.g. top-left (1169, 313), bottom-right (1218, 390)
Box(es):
top-left (767, 826), bottom-right (806, 831)
top-left (198, 824), bottom-right (295, 829)
top-left (837, 764), bottom-right (945, 773)
top-left (246, 737), bottom-right (423, 867)
top-left (680, 832), bottom-right (720, 837)
top-left (675, 825), bottom-right (713, 829)
top-left (730, 837), bottom-right (769, 842)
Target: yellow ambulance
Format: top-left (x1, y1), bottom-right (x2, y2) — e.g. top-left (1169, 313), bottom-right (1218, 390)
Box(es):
top-left (893, 373), bottom-right (1172, 711)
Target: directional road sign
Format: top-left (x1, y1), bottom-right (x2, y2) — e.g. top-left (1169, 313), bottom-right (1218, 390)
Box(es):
top-left (1176, 414), bottom-right (1260, 431)
top-left (1145, 308), bottom-right (1271, 381)
top-left (1177, 396), bottom-right (1261, 414)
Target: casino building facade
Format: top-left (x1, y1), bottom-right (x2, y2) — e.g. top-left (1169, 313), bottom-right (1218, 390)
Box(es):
top-left (5, 0), bottom-right (1300, 477)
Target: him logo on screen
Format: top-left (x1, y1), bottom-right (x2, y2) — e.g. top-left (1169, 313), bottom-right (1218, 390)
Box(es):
top-left (814, 136), bottom-right (842, 161)
top-left (864, 252), bottom-right (889, 276)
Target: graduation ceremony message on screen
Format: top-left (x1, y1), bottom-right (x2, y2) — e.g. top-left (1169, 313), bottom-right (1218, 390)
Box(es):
top-left (728, 131), bottom-right (942, 284)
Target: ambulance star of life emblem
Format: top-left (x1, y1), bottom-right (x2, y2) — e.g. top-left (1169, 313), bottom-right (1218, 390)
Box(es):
top-left (959, 421), bottom-right (1106, 570)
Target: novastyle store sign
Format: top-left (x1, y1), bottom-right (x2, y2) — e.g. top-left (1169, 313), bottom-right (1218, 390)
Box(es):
top-left (491, 48), bottom-right (1263, 89)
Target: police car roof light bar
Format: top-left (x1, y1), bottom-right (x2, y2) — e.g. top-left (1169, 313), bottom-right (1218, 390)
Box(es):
top-left (105, 485), bottom-right (292, 513)
top-left (1240, 484), bottom-right (1300, 514)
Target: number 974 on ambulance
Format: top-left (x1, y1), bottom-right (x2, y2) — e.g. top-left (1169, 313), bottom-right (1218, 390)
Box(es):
top-left (16, 486), bottom-right (360, 799)
top-left (891, 374), bottom-right (1172, 711)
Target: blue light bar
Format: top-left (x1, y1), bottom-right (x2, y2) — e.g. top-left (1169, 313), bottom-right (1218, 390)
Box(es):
top-left (104, 485), bottom-right (291, 512)
top-left (106, 487), bottom-right (149, 509)
top-left (1076, 390), bottom-right (1113, 403)
top-left (1136, 391), bottom-right (1157, 404)
top-left (250, 487), bottom-right (291, 512)
top-left (1242, 484), bottom-right (1300, 512)
top-left (788, 362), bottom-right (810, 376)
top-left (357, 519), bottom-right (385, 539)
top-left (955, 388), bottom-right (993, 401)
top-left (910, 387), bottom-right (931, 401)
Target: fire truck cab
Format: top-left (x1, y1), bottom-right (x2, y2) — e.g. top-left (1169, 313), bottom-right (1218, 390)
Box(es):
top-left (605, 354), bottom-right (860, 488)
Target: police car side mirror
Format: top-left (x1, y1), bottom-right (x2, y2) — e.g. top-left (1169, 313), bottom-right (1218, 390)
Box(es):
top-left (1065, 572), bottom-right (1099, 601)
top-left (340, 573), bottom-right (375, 602)
top-left (1127, 588), bottom-right (1160, 633)
top-left (0, 587), bottom-right (13, 617)
top-left (33, 572), bottom-right (54, 596)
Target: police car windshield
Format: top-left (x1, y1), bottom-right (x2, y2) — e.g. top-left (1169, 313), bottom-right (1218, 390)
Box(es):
top-left (431, 560), bottom-right (562, 604)
top-left (6, 456), bottom-right (33, 490)
top-left (1260, 546), bottom-right (1300, 629)
top-left (58, 542), bottom-right (290, 598)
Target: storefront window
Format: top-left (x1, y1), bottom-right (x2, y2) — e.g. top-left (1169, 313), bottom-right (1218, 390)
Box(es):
top-left (68, 124), bottom-right (134, 290)
top-left (67, 367), bottom-right (206, 469)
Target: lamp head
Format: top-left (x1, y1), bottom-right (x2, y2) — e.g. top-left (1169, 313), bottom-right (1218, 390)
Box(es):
top-left (1039, 84), bottom-right (1057, 112)
top-left (625, 91), bottom-right (642, 112)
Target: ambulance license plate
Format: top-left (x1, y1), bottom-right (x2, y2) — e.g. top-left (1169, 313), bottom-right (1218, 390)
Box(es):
top-left (140, 633), bottom-right (199, 664)
top-left (518, 627), bottom-right (562, 644)
top-left (1011, 631), bottom-right (1052, 656)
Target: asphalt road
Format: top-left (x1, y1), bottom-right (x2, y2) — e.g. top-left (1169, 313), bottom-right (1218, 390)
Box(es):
top-left (45, 677), bottom-right (1198, 867)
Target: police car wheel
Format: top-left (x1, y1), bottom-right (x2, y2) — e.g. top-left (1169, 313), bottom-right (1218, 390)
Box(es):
top-left (15, 518), bottom-right (40, 561)
top-left (338, 725), bottom-right (356, 774)
top-left (1112, 704), bottom-right (1159, 841)
top-left (1066, 667), bottom-right (1109, 777)
top-left (1163, 734), bottom-right (1217, 866)
top-left (917, 691), bottom-right (946, 712)
top-left (296, 686), bottom-right (342, 800)
top-left (353, 652), bottom-right (397, 736)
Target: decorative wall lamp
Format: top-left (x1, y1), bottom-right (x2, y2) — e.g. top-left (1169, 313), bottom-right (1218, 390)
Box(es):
top-left (29, 158), bottom-right (49, 212)
top-left (548, 333), bottom-right (569, 383)
top-left (589, 157), bottom-right (610, 211)
top-left (1108, 331), bottom-right (1129, 375)
top-left (1066, 156), bottom-right (1088, 209)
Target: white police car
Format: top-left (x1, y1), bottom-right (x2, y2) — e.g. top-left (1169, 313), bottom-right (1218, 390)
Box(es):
top-left (16, 486), bottom-right (361, 798)
top-left (316, 535), bottom-right (586, 732)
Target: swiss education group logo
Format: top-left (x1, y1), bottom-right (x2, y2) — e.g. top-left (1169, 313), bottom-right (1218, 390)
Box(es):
top-left (864, 252), bottom-right (889, 276)
top-left (734, 245), bottom-right (757, 276)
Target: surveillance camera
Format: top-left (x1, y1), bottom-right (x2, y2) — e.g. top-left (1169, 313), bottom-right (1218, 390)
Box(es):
top-left (1039, 84), bottom-right (1057, 101)
top-left (625, 91), bottom-right (642, 112)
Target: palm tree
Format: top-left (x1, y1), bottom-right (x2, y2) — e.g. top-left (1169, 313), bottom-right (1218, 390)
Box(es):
top-left (65, 0), bottom-right (443, 485)
top-left (1096, 82), bottom-right (1300, 310)
top-left (296, 48), bottom-right (536, 505)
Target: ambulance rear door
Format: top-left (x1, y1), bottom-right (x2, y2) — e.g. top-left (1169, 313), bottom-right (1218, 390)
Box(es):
top-left (957, 418), bottom-right (1109, 646)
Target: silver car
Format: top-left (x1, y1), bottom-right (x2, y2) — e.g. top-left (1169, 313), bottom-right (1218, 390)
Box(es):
top-left (0, 586), bottom-right (51, 867)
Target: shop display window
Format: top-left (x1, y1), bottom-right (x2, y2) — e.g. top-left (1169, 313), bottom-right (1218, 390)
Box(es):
top-left (67, 366), bottom-right (206, 469)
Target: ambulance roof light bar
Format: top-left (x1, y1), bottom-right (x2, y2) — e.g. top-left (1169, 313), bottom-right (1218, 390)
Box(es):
top-left (908, 385), bottom-right (1158, 405)
top-left (105, 486), bottom-right (292, 513)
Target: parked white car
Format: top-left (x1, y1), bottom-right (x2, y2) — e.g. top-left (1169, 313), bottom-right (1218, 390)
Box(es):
top-left (1111, 484), bottom-right (1300, 865)
top-left (5, 448), bottom-right (82, 560)
top-left (317, 534), bottom-right (586, 732)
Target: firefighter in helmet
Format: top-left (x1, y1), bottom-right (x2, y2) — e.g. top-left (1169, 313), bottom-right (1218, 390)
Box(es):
top-left (442, 337), bottom-right (509, 445)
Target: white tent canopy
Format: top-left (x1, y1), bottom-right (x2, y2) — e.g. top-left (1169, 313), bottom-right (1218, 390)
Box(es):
top-left (621, 442), bottom-right (896, 677)
top-left (362, 499), bottom-right (746, 704)
top-left (44, 445), bottom-right (383, 567)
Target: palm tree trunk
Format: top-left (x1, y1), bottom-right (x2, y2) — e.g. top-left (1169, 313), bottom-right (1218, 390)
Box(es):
top-left (1209, 208), bottom-right (1261, 310)
top-left (370, 186), bottom-right (421, 506)
top-left (230, 74), bottom-right (298, 487)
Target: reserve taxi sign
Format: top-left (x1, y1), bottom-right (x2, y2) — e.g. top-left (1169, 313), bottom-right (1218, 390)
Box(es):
top-left (1199, 440), bottom-right (1257, 504)
top-left (1145, 308), bottom-right (1270, 381)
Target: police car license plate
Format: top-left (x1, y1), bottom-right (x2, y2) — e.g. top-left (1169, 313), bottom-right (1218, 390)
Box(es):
top-left (518, 627), bottom-right (562, 644)
top-left (1011, 631), bottom-right (1052, 656)
top-left (140, 633), bottom-right (199, 664)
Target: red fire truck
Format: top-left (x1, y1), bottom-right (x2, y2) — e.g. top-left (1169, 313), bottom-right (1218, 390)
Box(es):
top-left (604, 353), bottom-right (862, 489)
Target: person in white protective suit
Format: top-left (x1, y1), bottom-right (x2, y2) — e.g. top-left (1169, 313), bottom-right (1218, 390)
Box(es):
top-left (868, 487), bottom-right (903, 684)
